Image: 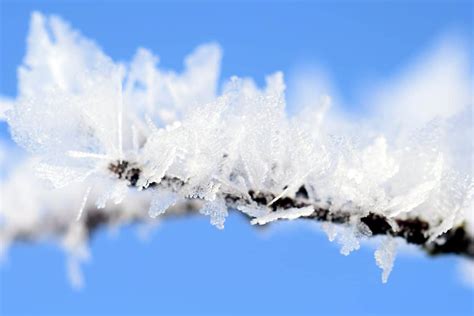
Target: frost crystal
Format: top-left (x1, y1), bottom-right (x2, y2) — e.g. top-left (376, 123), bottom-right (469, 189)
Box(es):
top-left (251, 206), bottom-right (314, 225)
top-left (148, 190), bottom-right (179, 218)
top-left (322, 222), bottom-right (372, 256)
top-left (321, 222), bottom-right (338, 242)
top-left (199, 199), bottom-right (228, 229)
top-left (76, 186), bottom-right (92, 221)
top-left (375, 237), bottom-right (398, 283)
top-left (96, 181), bottom-right (129, 209)
top-left (1, 12), bottom-right (473, 286)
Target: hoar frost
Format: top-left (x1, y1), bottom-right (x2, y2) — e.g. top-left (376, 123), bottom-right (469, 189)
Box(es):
top-left (375, 237), bottom-right (398, 283)
top-left (1, 12), bottom-right (473, 285)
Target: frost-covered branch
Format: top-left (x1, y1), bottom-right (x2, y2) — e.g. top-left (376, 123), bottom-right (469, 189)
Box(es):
top-left (8, 159), bottom-right (472, 260)
top-left (1, 12), bottom-right (473, 285)
top-left (106, 159), bottom-right (474, 259)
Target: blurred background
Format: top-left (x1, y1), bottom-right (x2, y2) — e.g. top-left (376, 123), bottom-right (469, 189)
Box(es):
top-left (0, 1), bottom-right (473, 315)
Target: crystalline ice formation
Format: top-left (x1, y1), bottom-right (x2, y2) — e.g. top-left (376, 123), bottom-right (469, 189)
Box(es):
top-left (8, 12), bottom-right (125, 195)
top-left (375, 237), bottom-right (398, 283)
top-left (251, 206), bottom-right (314, 225)
top-left (124, 44), bottom-right (222, 127)
top-left (1, 12), bottom-right (473, 285)
top-left (200, 199), bottom-right (228, 229)
top-left (148, 189), bottom-right (179, 218)
top-left (321, 222), bottom-right (373, 256)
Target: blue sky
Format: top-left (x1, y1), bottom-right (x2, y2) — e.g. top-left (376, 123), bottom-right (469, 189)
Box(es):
top-left (0, 1), bottom-right (473, 315)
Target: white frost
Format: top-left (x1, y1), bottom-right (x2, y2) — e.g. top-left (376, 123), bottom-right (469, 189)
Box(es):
top-left (148, 190), bottom-right (179, 218)
top-left (251, 206), bottom-right (314, 225)
top-left (200, 199), bottom-right (228, 229)
top-left (375, 237), bottom-right (398, 283)
top-left (1, 12), bottom-right (472, 285)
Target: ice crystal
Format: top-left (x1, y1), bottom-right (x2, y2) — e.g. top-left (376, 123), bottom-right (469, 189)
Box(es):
top-left (76, 186), bottom-right (92, 221)
top-left (148, 190), bottom-right (179, 218)
top-left (251, 206), bottom-right (314, 225)
top-left (1, 12), bottom-right (473, 285)
top-left (375, 237), bottom-right (398, 283)
top-left (199, 199), bottom-right (228, 229)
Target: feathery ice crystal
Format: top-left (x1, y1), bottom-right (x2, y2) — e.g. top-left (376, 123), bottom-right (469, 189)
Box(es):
top-left (1, 12), bottom-right (473, 286)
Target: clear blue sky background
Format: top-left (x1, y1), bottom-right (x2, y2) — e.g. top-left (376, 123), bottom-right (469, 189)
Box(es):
top-left (0, 1), bottom-right (473, 315)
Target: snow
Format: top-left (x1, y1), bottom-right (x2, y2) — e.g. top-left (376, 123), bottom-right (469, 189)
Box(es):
top-left (1, 12), bottom-right (473, 285)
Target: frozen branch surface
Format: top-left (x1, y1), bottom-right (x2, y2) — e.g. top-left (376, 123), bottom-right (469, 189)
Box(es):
top-left (1, 12), bottom-right (473, 285)
top-left (88, 160), bottom-right (474, 258)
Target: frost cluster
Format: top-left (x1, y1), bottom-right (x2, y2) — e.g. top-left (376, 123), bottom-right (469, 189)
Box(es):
top-left (1, 12), bottom-right (472, 285)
